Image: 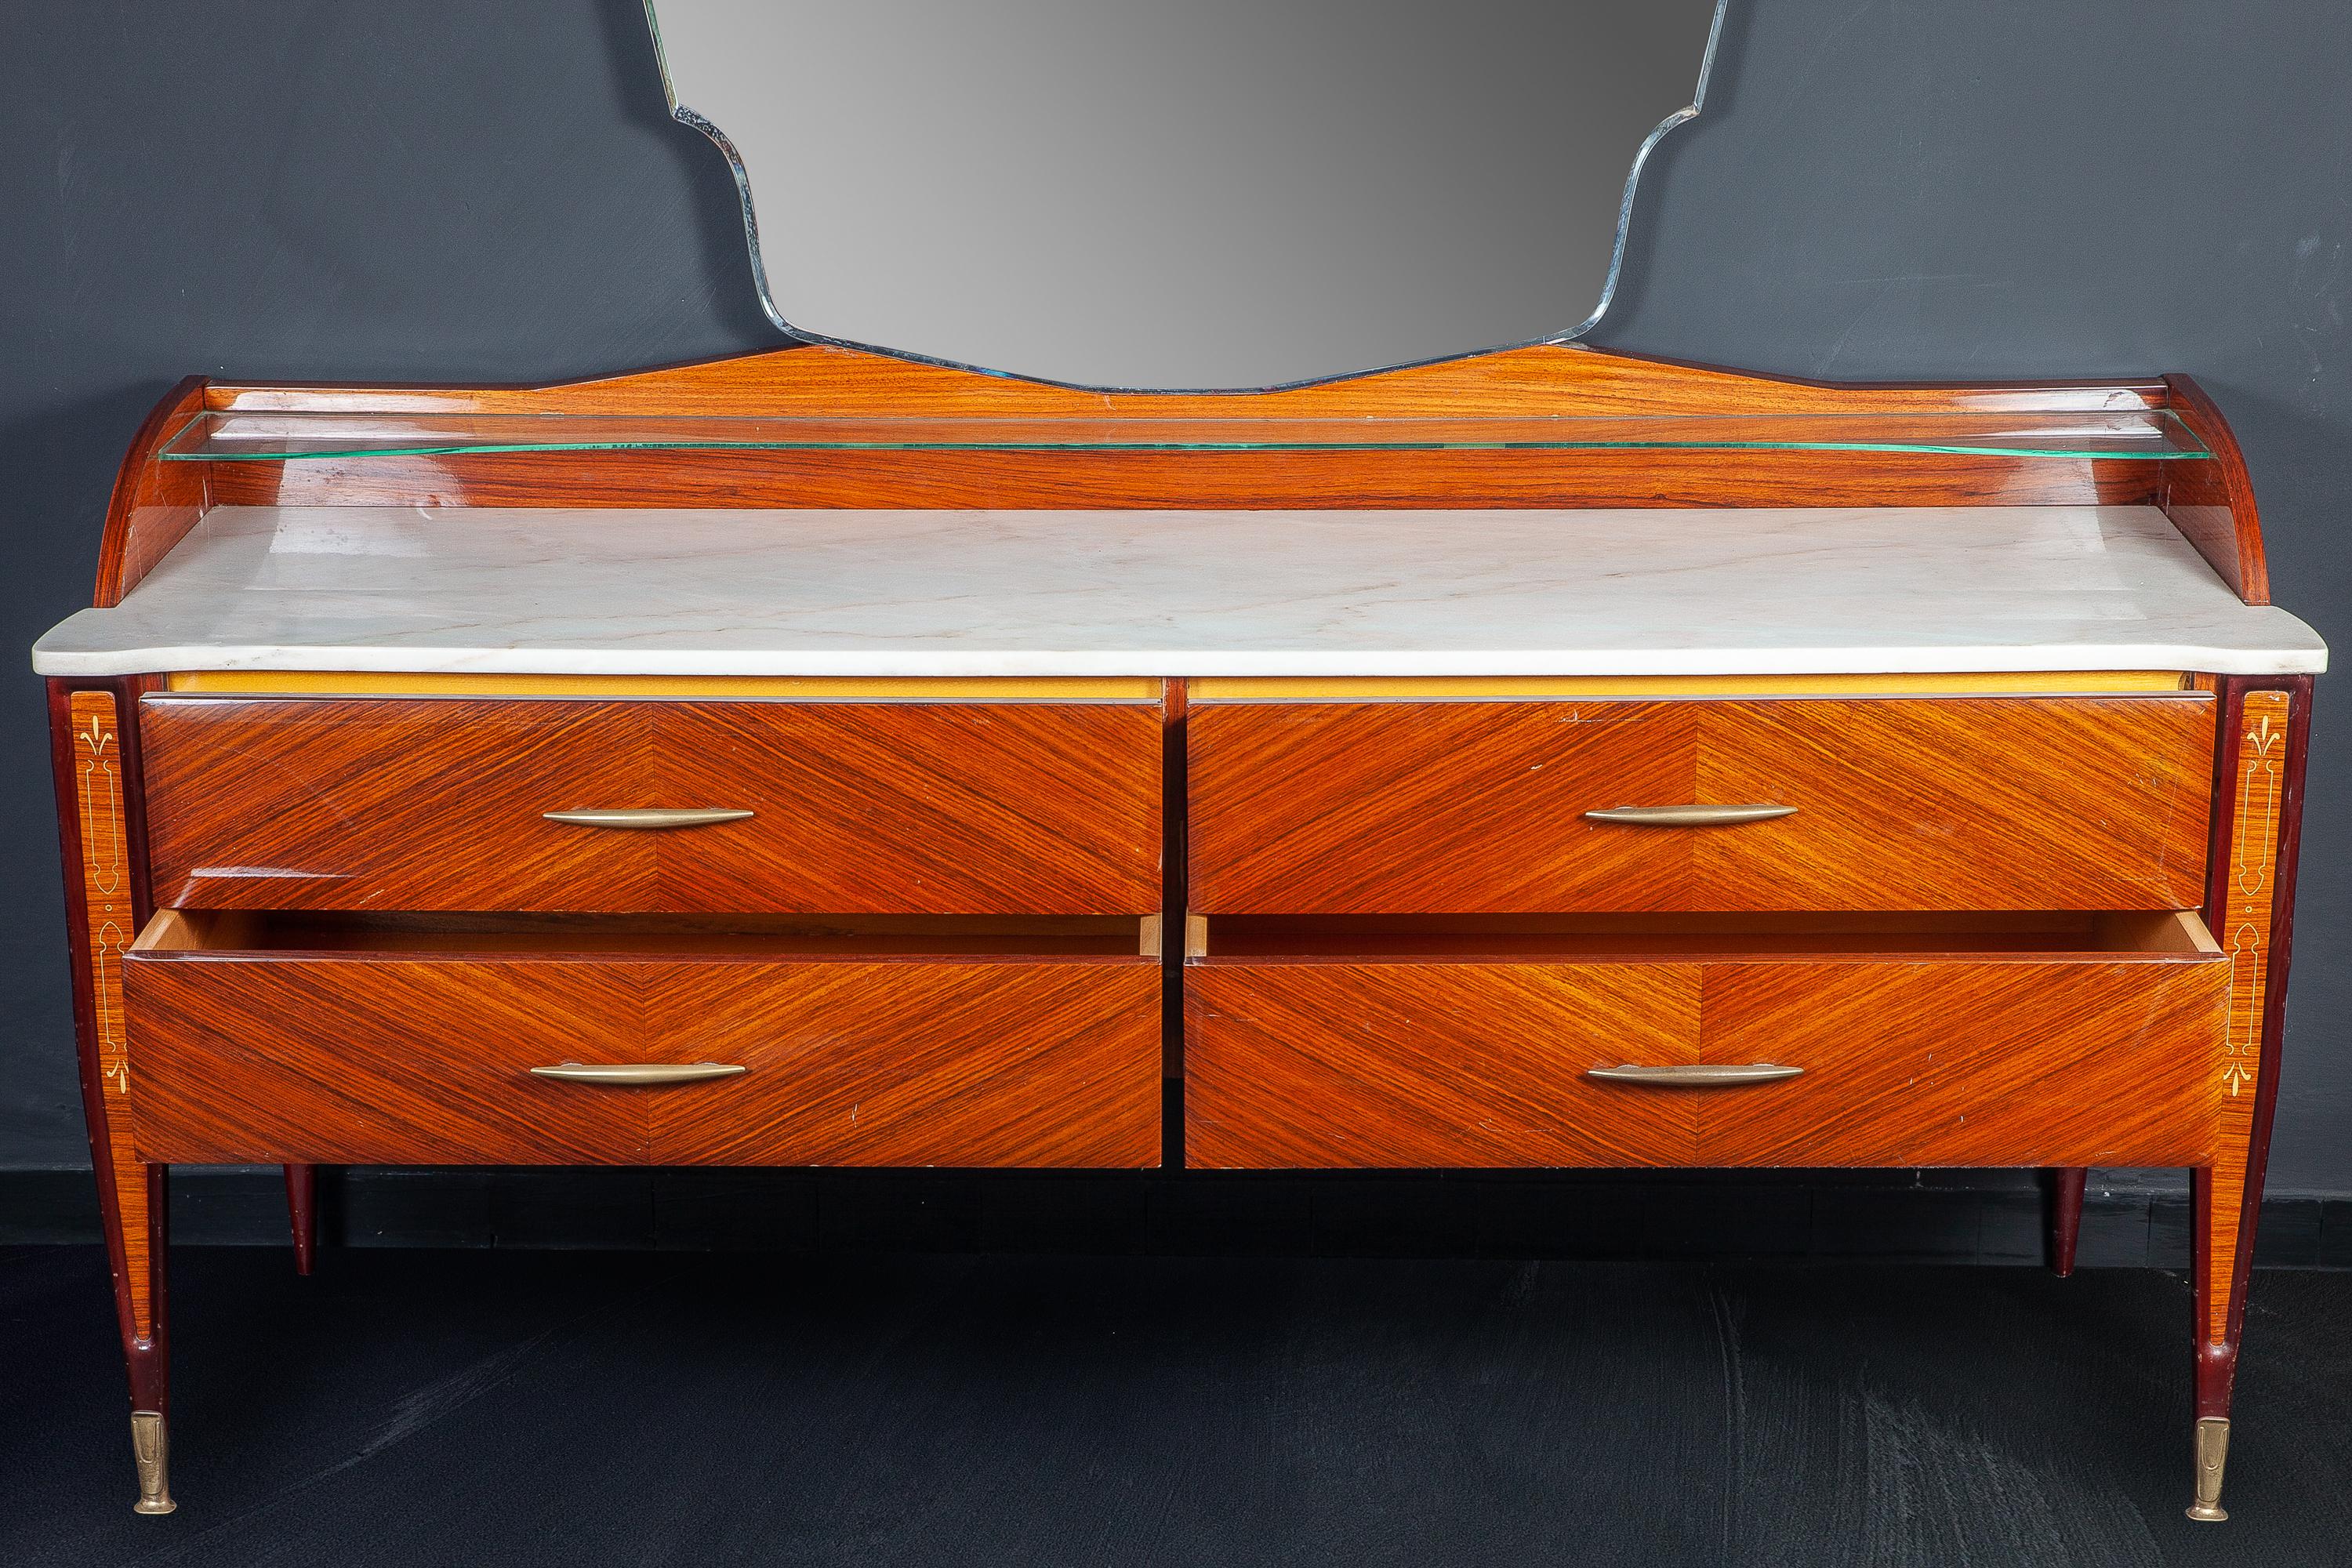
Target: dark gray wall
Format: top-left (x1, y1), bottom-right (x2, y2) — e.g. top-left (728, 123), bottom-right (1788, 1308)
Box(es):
top-left (2, 2), bottom-right (2347, 1187)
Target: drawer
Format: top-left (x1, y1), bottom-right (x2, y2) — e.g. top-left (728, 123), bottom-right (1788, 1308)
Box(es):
top-left (140, 695), bottom-right (1163, 913)
top-left (1187, 695), bottom-right (2215, 913)
top-left (123, 911), bottom-right (1162, 1167)
top-left (1184, 912), bottom-right (2227, 1169)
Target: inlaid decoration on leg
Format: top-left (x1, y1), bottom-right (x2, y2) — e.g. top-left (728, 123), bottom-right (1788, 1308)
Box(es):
top-left (60, 686), bottom-right (174, 1512)
top-left (2202, 688), bottom-right (2291, 1345)
top-left (69, 690), bottom-right (157, 1344)
top-left (2191, 680), bottom-right (2310, 1524)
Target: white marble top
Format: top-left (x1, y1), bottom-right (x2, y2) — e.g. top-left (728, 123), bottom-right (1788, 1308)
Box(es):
top-left (31, 504), bottom-right (2326, 678)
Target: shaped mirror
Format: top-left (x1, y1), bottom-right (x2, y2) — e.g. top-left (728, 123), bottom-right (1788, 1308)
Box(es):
top-left (645, 1), bottom-right (1724, 389)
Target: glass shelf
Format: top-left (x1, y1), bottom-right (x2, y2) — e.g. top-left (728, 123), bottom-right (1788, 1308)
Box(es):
top-left (158, 410), bottom-right (2213, 462)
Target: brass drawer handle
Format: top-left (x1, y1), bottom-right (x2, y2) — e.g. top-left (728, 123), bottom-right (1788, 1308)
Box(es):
top-left (1583, 804), bottom-right (1796, 826)
top-left (529, 1062), bottom-right (747, 1086)
top-left (1587, 1063), bottom-right (1804, 1086)
top-left (543, 808), bottom-right (754, 830)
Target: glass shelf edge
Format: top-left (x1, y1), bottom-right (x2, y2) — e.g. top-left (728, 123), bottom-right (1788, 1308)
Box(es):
top-left (154, 411), bottom-right (2213, 463)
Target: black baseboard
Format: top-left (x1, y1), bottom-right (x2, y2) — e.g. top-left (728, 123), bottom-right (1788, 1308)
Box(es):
top-left (5, 1165), bottom-right (2350, 1266)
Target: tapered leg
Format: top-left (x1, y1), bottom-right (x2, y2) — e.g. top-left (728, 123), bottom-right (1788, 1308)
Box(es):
top-left (2049, 1167), bottom-right (2087, 1277)
top-left (2187, 680), bottom-right (2312, 1522)
top-left (285, 1163), bottom-right (318, 1276)
top-left (121, 1166), bottom-right (173, 1515)
top-left (53, 684), bottom-right (175, 1512)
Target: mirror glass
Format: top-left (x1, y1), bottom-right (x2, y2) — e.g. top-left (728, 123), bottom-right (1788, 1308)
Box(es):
top-left (645, 1), bottom-right (1723, 390)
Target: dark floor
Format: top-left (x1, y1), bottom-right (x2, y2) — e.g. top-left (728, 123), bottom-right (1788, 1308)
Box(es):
top-left (3, 1247), bottom-right (2349, 1568)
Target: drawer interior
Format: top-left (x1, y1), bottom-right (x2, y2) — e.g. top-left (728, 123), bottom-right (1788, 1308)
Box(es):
top-left (1196, 909), bottom-right (2220, 961)
top-left (133, 908), bottom-right (1160, 960)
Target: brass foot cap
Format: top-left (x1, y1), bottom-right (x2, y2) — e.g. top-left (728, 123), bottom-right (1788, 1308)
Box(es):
top-left (129, 1410), bottom-right (174, 1515)
top-left (2189, 1415), bottom-right (2230, 1523)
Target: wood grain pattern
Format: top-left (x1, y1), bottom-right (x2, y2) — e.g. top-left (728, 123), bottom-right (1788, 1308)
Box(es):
top-left (93, 345), bottom-right (2274, 648)
top-left (2195, 682), bottom-right (2309, 1417)
top-left (49, 680), bottom-right (170, 1417)
top-left (1189, 697), bottom-right (2216, 913)
top-left (125, 937), bottom-right (1160, 1168)
top-left (201, 445), bottom-right (2158, 514)
top-left (95, 378), bottom-right (207, 606)
top-left (1186, 937), bottom-right (2227, 1171)
top-left (2161, 376), bottom-right (2269, 604)
top-left (64, 692), bottom-right (154, 1333)
top-left (1186, 961), bottom-right (1701, 1167)
top-left (1693, 953), bottom-right (2224, 1165)
top-left (652, 960), bottom-right (1160, 1166)
top-left (205, 342), bottom-right (2171, 419)
top-left (97, 347), bottom-right (2269, 619)
top-left (140, 696), bottom-right (1162, 914)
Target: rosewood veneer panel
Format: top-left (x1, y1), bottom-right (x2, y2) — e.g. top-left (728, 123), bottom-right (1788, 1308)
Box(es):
top-left (652, 960), bottom-right (1160, 1167)
top-left (125, 953), bottom-right (650, 1163)
top-left (1185, 943), bottom-right (2227, 1171)
top-left (1188, 697), bottom-right (2215, 913)
top-left (1695, 954), bottom-right (2226, 1165)
top-left (1186, 962), bottom-right (1701, 1168)
top-left (125, 943), bottom-right (1161, 1168)
top-left (140, 697), bottom-right (1162, 913)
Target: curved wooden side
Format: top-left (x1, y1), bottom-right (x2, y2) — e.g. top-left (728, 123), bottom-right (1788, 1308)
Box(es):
top-left (94, 378), bottom-right (209, 608)
top-left (2162, 375), bottom-right (2270, 606)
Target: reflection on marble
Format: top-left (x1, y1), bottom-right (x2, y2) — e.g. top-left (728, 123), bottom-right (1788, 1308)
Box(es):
top-left (31, 505), bottom-right (2327, 677)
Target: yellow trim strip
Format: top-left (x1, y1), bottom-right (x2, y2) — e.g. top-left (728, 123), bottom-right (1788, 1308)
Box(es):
top-left (164, 671), bottom-right (1163, 701)
top-left (1188, 671), bottom-right (2191, 700)
top-left (165, 670), bottom-right (2190, 702)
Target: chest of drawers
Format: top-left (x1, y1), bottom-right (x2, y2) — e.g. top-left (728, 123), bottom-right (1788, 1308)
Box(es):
top-left (36, 343), bottom-right (2322, 1520)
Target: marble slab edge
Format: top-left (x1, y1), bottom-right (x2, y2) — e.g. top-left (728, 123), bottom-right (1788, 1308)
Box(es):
top-left (29, 641), bottom-right (2331, 680)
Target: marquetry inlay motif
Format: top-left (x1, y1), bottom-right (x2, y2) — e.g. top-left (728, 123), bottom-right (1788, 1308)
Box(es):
top-left (71, 691), bottom-right (132, 1095)
top-left (2205, 687), bottom-right (2293, 1346)
top-left (2220, 693), bottom-right (2288, 1096)
top-left (68, 689), bottom-right (154, 1339)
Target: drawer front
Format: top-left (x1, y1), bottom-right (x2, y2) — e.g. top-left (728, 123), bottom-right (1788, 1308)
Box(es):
top-left (140, 696), bottom-right (1163, 913)
top-left (1185, 962), bottom-right (1703, 1167)
top-left (1185, 950), bottom-right (2226, 1170)
top-left (125, 948), bottom-right (1161, 1167)
top-left (1188, 696), bottom-right (2215, 913)
top-left (1690, 956), bottom-right (2225, 1165)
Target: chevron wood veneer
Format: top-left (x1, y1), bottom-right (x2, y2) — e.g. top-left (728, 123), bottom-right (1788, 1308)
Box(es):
top-left (1188, 696), bottom-right (2216, 913)
top-left (140, 696), bottom-right (1163, 914)
top-left (126, 946), bottom-right (1160, 1168)
top-left (1186, 938), bottom-right (2227, 1170)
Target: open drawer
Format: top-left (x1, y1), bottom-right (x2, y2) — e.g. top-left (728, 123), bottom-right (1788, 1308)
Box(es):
top-left (123, 911), bottom-right (1162, 1168)
top-left (1184, 911), bottom-right (2230, 1170)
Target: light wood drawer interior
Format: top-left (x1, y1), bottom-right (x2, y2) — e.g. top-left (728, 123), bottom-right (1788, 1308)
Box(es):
top-left (123, 910), bottom-right (1162, 1168)
top-left (1188, 696), bottom-right (2215, 913)
top-left (140, 695), bottom-right (1163, 914)
top-left (1185, 911), bottom-right (2229, 1170)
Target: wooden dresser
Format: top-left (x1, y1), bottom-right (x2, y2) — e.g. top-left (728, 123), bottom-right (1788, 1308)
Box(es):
top-left (36, 343), bottom-right (2322, 1520)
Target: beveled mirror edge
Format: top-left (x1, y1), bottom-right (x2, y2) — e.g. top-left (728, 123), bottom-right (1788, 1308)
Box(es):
top-left (1562, 0), bottom-right (1730, 347)
top-left (641, 0), bottom-right (1732, 394)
